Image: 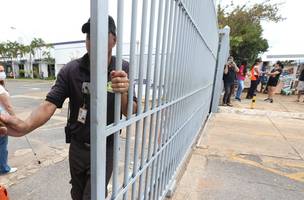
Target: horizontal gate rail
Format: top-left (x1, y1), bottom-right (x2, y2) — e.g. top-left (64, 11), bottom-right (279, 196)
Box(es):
top-left (105, 83), bottom-right (213, 137)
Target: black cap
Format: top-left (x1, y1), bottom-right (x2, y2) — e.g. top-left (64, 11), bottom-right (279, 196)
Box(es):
top-left (81, 15), bottom-right (116, 36)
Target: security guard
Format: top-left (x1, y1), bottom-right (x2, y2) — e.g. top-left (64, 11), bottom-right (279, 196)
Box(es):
top-left (0, 16), bottom-right (137, 200)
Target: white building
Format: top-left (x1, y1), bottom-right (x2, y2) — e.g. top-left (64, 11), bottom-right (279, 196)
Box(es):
top-left (52, 40), bottom-right (86, 76)
top-left (2, 39), bottom-right (157, 86)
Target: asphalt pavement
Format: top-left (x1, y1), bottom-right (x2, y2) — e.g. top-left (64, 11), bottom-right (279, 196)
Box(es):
top-left (2, 80), bottom-right (304, 200)
top-left (172, 94), bottom-right (304, 200)
top-left (0, 79), bottom-right (70, 199)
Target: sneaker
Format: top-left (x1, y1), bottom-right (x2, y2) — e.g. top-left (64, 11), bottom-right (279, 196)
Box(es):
top-left (269, 99), bottom-right (273, 103)
top-left (235, 98), bottom-right (241, 102)
top-left (264, 98), bottom-right (270, 101)
top-left (227, 103), bottom-right (233, 107)
top-left (8, 168), bottom-right (17, 174)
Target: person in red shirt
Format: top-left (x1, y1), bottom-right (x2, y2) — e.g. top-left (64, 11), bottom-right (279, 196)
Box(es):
top-left (235, 60), bottom-right (248, 101)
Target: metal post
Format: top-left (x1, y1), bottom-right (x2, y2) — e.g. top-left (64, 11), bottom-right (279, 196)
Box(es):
top-left (143, 0), bottom-right (166, 198)
top-left (112, 0), bottom-right (124, 198)
top-left (90, 0), bottom-right (108, 199)
top-left (122, 0), bottom-right (138, 199)
top-left (138, 0), bottom-right (157, 198)
top-left (131, 0), bottom-right (149, 199)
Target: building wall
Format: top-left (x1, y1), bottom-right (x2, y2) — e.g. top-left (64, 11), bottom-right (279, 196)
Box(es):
top-left (53, 42), bottom-right (86, 76)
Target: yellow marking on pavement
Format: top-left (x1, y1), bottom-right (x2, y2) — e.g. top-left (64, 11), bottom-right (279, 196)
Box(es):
top-left (282, 162), bottom-right (304, 169)
top-left (285, 172), bottom-right (304, 181)
top-left (230, 154), bottom-right (304, 183)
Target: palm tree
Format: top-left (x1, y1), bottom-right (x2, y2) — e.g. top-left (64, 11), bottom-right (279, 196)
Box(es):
top-left (29, 38), bottom-right (51, 78)
top-left (6, 41), bottom-right (21, 78)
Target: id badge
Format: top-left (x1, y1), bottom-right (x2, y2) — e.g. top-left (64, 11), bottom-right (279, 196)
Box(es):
top-left (77, 107), bottom-right (87, 124)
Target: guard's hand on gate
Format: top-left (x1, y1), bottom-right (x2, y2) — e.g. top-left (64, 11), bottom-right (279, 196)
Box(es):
top-left (111, 70), bottom-right (129, 94)
top-left (0, 113), bottom-right (29, 137)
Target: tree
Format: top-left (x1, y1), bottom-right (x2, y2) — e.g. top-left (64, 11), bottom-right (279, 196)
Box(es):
top-left (0, 38), bottom-right (52, 78)
top-left (218, 0), bottom-right (284, 65)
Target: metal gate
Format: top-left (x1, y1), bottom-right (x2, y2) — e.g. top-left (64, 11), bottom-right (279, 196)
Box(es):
top-left (90, 0), bottom-right (220, 199)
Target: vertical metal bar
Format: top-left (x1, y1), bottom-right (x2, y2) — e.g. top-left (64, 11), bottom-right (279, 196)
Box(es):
top-left (149, 0), bottom-right (173, 198)
top-left (90, 0), bottom-right (108, 199)
top-left (178, 14), bottom-right (190, 128)
top-left (164, 2), bottom-right (185, 190)
top-left (156, 3), bottom-right (181, 198)
top-left (144, 0), bottom-right (166, 198)
top-left (131, 0), bottom-right (149, 199)
top-left (112, 0), bottom-right (124, 197)
top-left (163, 7), bottom-right (186, 192)
top-left (138, 0), bottom-right (157, 198)
top-left (173, 10), bottom-right (191, 179)
top-left (169, 1), bottom-right (194, 191)
top-left (123, 0), bottom-right (138, 199)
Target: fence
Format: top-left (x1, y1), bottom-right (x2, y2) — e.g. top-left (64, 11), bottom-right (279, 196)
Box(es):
top-left (90, 0), bottom-right (224, 199)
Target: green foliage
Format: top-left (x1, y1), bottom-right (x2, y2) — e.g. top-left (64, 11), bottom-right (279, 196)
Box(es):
top-left (218, 0), bottom-right (284, 65)
top-left (0, 38), bottom-right (52, 62)
top-left (19, 69), bottom-right (25, 77)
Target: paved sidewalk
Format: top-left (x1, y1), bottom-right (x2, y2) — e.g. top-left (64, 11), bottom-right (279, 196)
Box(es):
top-left (228, 93), bottom-right (304, 113)
top-left (171, 95), bottom-right (304, 200)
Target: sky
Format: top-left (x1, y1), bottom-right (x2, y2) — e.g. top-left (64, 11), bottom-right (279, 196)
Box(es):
top-left (0, 0), bottom-right (303, 56)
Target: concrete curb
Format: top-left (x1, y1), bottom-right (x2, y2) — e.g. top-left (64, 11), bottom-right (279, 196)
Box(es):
top-left (218, 106), bottom-right (304, 120)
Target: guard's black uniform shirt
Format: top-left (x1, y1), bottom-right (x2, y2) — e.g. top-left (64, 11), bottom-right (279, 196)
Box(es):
top-left (46, 53), bottom-right (136, 144)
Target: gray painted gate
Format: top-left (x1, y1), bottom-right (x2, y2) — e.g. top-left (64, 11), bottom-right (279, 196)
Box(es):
top-left (89, 0), bottom-right (228, 199)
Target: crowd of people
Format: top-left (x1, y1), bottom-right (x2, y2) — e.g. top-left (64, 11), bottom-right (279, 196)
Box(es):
top-left (222, 56), bottom-right (304, 107)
